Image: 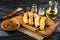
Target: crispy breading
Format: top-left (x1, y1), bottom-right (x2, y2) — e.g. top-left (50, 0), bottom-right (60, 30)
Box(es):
top-left (34, 13), bottom-right (40, 27)
top-left (39, 17), bottom-right (46, 30)
top-left (28, 12), bottom-right (34, 25)
top-left (23, 12), bottom-right (28, 23)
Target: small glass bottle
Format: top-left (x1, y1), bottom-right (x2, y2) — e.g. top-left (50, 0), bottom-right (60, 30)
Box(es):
top-left (38, 8), bottom-right (45, 16)
top-left (46, 1), bottom-right (58, 20)
top-left (26, 7), bottom-right (30, 11)
top-left (31, 4), bottom-right (37, 13)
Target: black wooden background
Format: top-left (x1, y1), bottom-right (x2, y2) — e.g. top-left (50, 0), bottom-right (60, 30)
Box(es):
top-left (0, 0), bottom-right (60, 40)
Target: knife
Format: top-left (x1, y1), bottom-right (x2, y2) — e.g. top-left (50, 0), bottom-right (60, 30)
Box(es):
top-left (0, 7), bottom-right (23, 20)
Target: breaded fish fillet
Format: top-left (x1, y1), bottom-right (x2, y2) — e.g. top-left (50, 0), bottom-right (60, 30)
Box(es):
top-left (28, 12), bottom-right (34, 25)
top-left (39, 17), bottom-right (46, 30)
top-left (23, 12), bottom-right (28, 23)
top-left (34, 13), bottom-right (40, 27)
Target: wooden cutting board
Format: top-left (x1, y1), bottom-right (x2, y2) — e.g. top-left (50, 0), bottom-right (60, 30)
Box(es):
top-left (19, 14), bottom-right (59, 37)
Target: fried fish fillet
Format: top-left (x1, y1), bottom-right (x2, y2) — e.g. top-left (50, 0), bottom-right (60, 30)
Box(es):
top-left (39, 17), bottom-right (46, 30)
top-left (23, 12), bottom-right (28, 24)
top-left (34, 13), bottom-right (40, 27)
top-left (28, 12), bottom-right (34, 25)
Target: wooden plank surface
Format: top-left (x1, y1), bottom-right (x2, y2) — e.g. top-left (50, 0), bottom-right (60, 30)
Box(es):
top-left (18, 27), bottom-right (44, 40)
